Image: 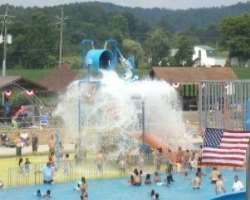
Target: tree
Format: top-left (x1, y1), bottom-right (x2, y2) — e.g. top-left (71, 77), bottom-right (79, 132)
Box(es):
top-left (110, 14), bottom-right (129, 40)
top-left (173, 35), bottom-right (194, 66)
top-left (8, 10), bottom-right (57, 68)
top-left (122, 38), bottom-right (146, 68)
top-left (220, 14), bottom-right (250, 63)
top-left (144, 28), bottom-right (170, 66)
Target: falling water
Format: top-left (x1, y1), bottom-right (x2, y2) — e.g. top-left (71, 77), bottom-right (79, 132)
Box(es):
top-left (54, 70), bottom-right (193, 158)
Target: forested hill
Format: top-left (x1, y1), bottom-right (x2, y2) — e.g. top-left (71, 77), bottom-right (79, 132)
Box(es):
top-left (99, 2), bottom-right (250, 31)
top-left (0, 2), bottom-right (250, 69)
top-left (0, 2), bottom-right (250, 32)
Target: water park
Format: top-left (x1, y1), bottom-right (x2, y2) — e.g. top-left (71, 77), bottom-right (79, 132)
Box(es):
top-left (0, 37), bottom-right (249, 200)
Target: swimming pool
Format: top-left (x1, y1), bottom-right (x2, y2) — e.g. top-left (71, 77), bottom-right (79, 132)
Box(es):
top-left (0, 169), bottom-right (245, 200)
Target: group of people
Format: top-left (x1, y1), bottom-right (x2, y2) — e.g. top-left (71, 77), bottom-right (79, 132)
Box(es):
top-left (35, 189), bottom-right (52, 199)
top-left (127, 146), bottom-right (245, 199)
top-left (150, 190), bottom-right (160, 200)
top-left (11, 132), bottom-right (247, 200)
top-left (129, 168), bottom-right (143, 186)
top-left (15, 132), bottom-right (39, 156)
top-left (192, 167), bottom-right (244, 194)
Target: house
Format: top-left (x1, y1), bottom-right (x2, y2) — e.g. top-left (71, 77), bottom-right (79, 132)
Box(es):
top-left (39, 64), bottom-right (77, 93)
top-left (192, 45), bottom-right (226, 67)
top-left (150, 67), bottom-right (237, 111)
top-left (0, 76), bottom-right (48, 95)
top-left (0, 76), bottom-right (49, 119)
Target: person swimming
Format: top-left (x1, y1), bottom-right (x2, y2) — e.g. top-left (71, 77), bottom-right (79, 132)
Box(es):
top-left (74, 182), bottom-right (81, 191)
top-left (232, 175), bottom-right (244, 192)
top-left (165, 167), bottom-right (174, 186)
top-left (144, 174), bottom-right (152, 185)
top-left (129, 175), bottom-right (135, 185)
top-left (83, 192), bottom-right (88, 200)
top-left (44, 190), bottom-right (51, 198)
top-left (154, 172), bottom-right (161, 183)
top-left (192, 172), bottom-right (201, 190)
top-left (150, 190), bottom-right (156, 199)
top-left (210, 167), bottom-right (220, 184)
top-left (74, 177), bottom-right (87, 193)
top-left (215, 174), bottom-right (226, 195)
top-left (155, 193), bottom-right (160, 200)
top-left (80, 177), bottom-right (88, 195)
top-left (35, 189), bottom-right (42, 197)
top-left (133, 169), bottom-right (141, 186)
top-left (80, 191), bottom-right (88, 200)
top-left (0, 180), bottom-right (4, 189)
top-left (129, 168), bottom-right (141, 186)
top-left (196, 167), bottom-right (206, 178)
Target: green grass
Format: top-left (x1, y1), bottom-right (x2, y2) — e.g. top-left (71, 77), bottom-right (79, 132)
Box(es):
top-left (6, 67), bottom-right (250, 83)
top-left (233, 67), bottom-right (250, 80)
top-left (7, 69), bottom-right (53, 82)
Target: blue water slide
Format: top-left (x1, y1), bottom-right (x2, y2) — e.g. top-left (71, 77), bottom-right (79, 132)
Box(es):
top-left (85, 49), bottom-right (113, 72)
top-left (210, 192), bottom-right (245, 200)
top-left (80, 39), bottom-right (94, 68)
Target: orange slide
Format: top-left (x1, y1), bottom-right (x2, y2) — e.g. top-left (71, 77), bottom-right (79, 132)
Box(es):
top-left (139, 133), bottom-right (176, 162)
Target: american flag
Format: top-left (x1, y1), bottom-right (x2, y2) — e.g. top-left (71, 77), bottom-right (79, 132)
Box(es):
top-left (201, 128), bottom-right (250, 167)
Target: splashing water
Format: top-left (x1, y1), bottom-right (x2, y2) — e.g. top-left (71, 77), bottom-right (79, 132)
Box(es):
top-left (54, 71), bottom-right (193, 158)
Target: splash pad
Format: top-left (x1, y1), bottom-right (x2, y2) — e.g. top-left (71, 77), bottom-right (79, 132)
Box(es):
top-left (54, 40), bottom-right (194, 160)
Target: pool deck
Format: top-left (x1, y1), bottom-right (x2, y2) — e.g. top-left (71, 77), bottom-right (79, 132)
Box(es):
top-left (0, 143), bottom-right (75, 157)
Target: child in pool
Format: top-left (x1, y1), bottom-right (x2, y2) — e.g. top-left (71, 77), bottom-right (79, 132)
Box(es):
top-left (155, 193), bottom-right (160, 200)
top-left (150, 190), bottom-right (156, 199)
top-left (165, 166), bottom-right (174, 186)
top-left (210, 167), bottom-right (220, 184)
top-left (34, 189), bottom-right (42, 197)
top-left (192, 172), bottom-right (201, 190)
top-left (154, 171), bottom-right (161, 183)
top-left (144, 174), bottom-right (152, 185)
top-left (43, 190), bottom-right (52, 199)
top-left (0, 180), bottom-right (4, 189)
top-left (215, 174), bottom-right (226, 195)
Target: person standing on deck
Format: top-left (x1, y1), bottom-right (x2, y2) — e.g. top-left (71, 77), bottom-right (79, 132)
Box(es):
top-left (96, 151), bottom-right (104, 174)
top-left (155, 148), bottom-right (163, 171)
top-left (16, 133), bottom-right (23, 156)
top-left (31, 132), bottom-right (39, 153)
top-left (48, 134), bottom-right (55, 154)
top-left (176, 147), bottom-right (184, 172)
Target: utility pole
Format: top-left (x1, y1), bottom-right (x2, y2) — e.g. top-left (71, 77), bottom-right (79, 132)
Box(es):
top-left (0, 6), bottom-right (14, 77)
top-left (56, 7), bottom-right (68, 68)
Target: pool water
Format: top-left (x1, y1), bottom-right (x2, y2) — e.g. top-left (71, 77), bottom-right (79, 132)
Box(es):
top-left (0, 169), bottom-right (245, 200)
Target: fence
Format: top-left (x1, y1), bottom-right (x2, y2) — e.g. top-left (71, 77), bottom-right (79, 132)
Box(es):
top-left (0, 115), bottom-right (62, 129)
top-left (199, 80), bottom-right (250, 130)
top-left (6, 156), bottom-right (155, 187)
top-left (7, 160), bottom-right (124, 187)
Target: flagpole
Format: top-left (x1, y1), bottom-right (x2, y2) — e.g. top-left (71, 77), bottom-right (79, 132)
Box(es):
top-left (247, 144), bottom-right (250, 200)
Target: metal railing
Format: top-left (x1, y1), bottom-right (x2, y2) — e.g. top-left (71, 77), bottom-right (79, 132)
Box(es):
top-left (7, 156), bottom-right (156, 187)
top-left (7, 160), bottom-right (129, 187)
top-left (199, 80), bottom-right (250, 130)
top-left (0, 115), bottom-right (62, 129)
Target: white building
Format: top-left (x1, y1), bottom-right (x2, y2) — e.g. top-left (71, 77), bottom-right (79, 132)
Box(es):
top-left (192, 45), bottom-right (226, 67)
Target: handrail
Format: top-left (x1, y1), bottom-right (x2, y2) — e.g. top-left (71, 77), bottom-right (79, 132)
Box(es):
top-left (6, 159), bottom-right (129, 187)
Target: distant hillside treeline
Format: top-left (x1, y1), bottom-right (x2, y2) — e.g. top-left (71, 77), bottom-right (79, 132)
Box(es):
top-left (0, 2), bottom-right (249, 69)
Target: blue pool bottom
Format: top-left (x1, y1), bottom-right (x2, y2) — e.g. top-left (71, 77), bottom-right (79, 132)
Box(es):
top-left (0, 169), bottom-right (246, 200)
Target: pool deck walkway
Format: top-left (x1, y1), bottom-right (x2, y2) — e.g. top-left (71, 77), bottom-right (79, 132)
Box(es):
top-left (0, 143), bottom-right (75, 157)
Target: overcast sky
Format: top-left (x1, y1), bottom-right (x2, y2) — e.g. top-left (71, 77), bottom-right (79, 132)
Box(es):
top-left (0, 0), bottom-right (248, 9)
